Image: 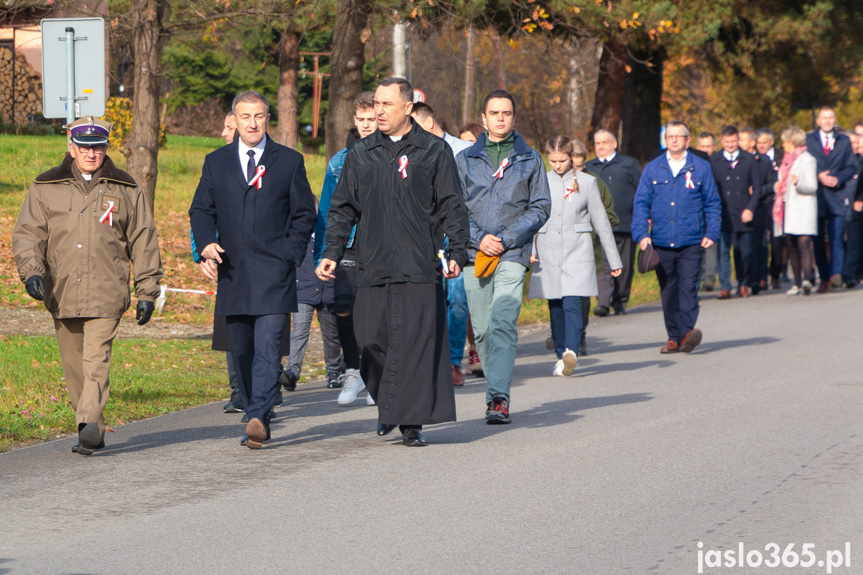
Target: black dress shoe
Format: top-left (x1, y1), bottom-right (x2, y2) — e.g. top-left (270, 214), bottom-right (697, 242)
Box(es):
top-left (77, 422), bottom-right (104, 456)
top-left (593, 305), bottom-right (610, 317)
top-left (279, 369), bottom-right (298, 392)
top-left (377, 423), bottom-right (398, 436)
top-left (71, 440), bottom-right (104, 453)
top-left (401, 427), bottom-right (428, 447)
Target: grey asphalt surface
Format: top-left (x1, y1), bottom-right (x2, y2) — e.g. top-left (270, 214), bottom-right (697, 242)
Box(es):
top-left (2, 288), bottom-right (862, 575)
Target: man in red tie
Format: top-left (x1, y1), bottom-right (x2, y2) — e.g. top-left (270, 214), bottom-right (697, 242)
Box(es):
top-left (805, 106), bottom-right (858, 291)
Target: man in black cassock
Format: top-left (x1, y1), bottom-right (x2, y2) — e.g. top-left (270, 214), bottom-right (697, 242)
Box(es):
top-left (316, 77), bottom-right (469, 447)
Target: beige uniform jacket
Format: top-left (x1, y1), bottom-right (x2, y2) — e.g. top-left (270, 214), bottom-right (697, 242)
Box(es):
top-left (13, 154), bottom-right (163, 319)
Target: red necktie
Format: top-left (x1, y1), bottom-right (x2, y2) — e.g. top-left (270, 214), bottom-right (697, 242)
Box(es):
top-left (823, 137), bottom-right (831, 156)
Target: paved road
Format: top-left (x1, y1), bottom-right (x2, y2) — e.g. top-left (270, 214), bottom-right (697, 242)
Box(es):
top-left (2, 289), bottom-right (861, 574)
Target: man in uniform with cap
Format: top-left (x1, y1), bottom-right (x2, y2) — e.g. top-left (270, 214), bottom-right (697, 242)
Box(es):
top-left (13, 116), bottom-right (163, 455)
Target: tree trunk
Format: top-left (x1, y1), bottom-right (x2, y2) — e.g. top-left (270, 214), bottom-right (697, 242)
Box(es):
top-left (325, 0), bottom-right (370, 160)
top-left (125, 0), bottom-right (168, 213)
top-left (589, 36), bottom-right (627, 141)
top-left (490, 30), bottom-right (507, 90)
top-left (277, 31), bottom-right (300, 149)
top-left (621, 48), bottom-right (665, 163)
top-left (462, 25), bottom-right (476, 126)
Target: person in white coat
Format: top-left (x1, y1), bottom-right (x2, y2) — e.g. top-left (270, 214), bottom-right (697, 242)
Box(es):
top-left (774, 126), bottom-right (818, 295)
top-left (529, 136), bottom-right (622, 376)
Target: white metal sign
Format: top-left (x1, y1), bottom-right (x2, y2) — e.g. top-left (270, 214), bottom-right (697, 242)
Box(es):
top-left (40, 18), bottom-right (105, 121)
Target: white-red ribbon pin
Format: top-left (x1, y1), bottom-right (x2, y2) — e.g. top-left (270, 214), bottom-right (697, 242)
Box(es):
top-left (99, 201), bottom-right (115, 227)
top-left (564, 185), bottom-right (575, 201)
top-left (398, 155), bottom-right (408, 179)
top-left (493, 158), bottom-right (509, 179)
top-left (249, 165), bottom-right (266, 189)
top-left (685, 171), bottom-right (695, 189)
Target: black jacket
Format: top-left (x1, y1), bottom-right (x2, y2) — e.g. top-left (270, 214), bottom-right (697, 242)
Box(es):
top-left (189, 136), bottom-right (317, 315)
top-left (296, 237), bottom-right (334, 306)
top-left (322, 120), bottom-right (470, 287)
top-left (710, 150), bottom-right (762, 233)
top-left (585, 153), bottom-right (642, 233)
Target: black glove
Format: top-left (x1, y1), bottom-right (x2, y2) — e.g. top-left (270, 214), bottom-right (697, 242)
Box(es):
top-left (25, 275), bottom-right (45, 301)
top-left (136, 300), bottom-right (154, 326)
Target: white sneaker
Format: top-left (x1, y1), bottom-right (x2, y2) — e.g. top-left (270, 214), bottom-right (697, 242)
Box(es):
top-left (801, 280), bottom-right (813, 295)
top-left (786, 285), bottom-right (800, 296)
top-left (365, 393), bottom-right (375, 405)
top-left (562, 348), bottom-right (577, 376)
top-left (337, 369), bottom-right (366, 405)
top-left (552, 359), bottom-right (565, 376)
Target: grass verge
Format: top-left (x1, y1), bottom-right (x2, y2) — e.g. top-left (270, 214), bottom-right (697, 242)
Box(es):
top-left (0, 335), bottom-right (227, 452)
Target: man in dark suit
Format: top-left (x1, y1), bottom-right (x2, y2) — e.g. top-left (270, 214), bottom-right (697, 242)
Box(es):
top-left (190, 90), bottom-right (317, 449)
top-left (756, 128), bottom-right (787, 288)
top-left (587, 129), bottom-right (642, 316)
top-left (805, 106), bottom-right (857, 292)
top-left (740, 127), bottom-right (774, 290)
top-left (710, 125), bottom-right (763, 298)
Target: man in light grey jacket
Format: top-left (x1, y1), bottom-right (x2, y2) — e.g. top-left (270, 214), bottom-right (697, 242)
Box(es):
top-left (455, 90), bottom-right (551, 424)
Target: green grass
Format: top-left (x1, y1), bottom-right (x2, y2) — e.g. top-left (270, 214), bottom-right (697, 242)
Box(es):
top-left (0, 134), bottom-right (329, 324)
top-left (0, 335), bottom-right (228, 452)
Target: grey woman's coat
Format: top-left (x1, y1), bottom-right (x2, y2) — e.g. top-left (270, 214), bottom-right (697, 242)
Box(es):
top-left (529, 169), bottom-right (622, 299)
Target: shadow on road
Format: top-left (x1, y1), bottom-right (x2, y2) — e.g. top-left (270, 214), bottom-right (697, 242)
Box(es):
top-left (429, 392), bottom-right (654, 444)
top-left (697, 336), bottom-right (780, 352)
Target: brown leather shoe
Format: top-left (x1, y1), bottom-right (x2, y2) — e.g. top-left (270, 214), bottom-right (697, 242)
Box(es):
top-left (739, 286), bottom-right (751, 298)
top-left (452, 364), bottom-right (465, 387)
top-left (660, 340), bottom-right (679, 354)
top-left (244, 417), bottom-right (267, 449)
top-left (717, 289), bottom-right (732, 300)
top-left (679, 328), bottom-right (703, 353)
top-left (816, 281), bottom-right (829, 293)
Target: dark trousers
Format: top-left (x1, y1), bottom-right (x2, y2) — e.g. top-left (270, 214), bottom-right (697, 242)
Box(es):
top-left (752, 226), bottom-right (769, 283)
top-left (548, 296), bottom-right (584, 359)
top-left (226, 313), bottom-right (288, 427)
top-left (842, 212), bottom-right (862, 282)
top-left (769, 233), bottom-right (787, 282)
top-left (814, 214), bottom-right (846, 280)
top-left (598, 233), bottom-right (635, 310)
top-left (732, 230), bottom-right (756, 288)
top-left (655, 245), bottom-right (703, 343)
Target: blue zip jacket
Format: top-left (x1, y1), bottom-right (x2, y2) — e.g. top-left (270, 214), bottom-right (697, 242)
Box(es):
top-left (313, 148), bottom-right (357, 264)
top-left (455, 131), bottom-right (551, 267)
top-left (631, 151), bottom-right (721, 248)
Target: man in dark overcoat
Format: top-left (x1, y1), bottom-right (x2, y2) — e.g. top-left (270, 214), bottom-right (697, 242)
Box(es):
top-left (190, 90), bottom-right (316, 448)
top-left (710, 125), bottom-right (763, 298)
top-left (805, 106), bottom-right (858, 291)
top-left (316, 77), bottom-right (470, 447)
top-left (586, 128), bottom-right (642, 316)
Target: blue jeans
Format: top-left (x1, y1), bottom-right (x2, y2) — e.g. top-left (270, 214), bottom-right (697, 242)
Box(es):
top-left (446, 274), bottom-right (468, 366)
top-left (548, 296), bottom-right (583, 358)
top-left (464, 261), bottom-right (526, 404)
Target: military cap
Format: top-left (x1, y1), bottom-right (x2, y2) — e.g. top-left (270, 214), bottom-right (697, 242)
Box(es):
top-left (64, 115), bottom-right (112, 146)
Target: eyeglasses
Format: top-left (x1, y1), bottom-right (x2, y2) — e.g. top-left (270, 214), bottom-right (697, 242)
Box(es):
top-left (76, 144), bottom-right (106, 155)
top-left (666, 135), bottom-right (690, 141)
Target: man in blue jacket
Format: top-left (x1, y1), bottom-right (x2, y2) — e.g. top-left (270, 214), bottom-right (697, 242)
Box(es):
top-left (632, 121), bottom-right (721, 354)
top-left (456, 90), bottom-right (551, 424)
top-left (805, 106), bottom-right (858, 291)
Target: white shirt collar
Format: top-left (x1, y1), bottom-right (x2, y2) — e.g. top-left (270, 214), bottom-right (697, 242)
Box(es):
top-left (723, 149), bottom-right (739, 162)
top-left (238, 135), bottom-right (267, 178)
top-left (598, 152), bottom-right (616, 163)
top-left (766, 147), bottom-right (775, 161)
top-left (820, 130), bottom-right (834, 146)
top-left (666, 151), bottom-right (687, 177)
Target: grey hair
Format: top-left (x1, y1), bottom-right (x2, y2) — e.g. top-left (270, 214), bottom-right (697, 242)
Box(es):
top-left (232, 90), bottom-right (270, 115)
top-left (594, 128), bottom-right (617, 142)
top-left (665, 121), bottom-right (691, 138)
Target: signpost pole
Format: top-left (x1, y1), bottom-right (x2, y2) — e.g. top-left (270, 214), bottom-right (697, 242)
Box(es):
top-left (64, 27), bottom-right (75, 124)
